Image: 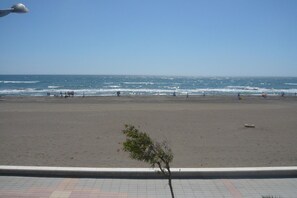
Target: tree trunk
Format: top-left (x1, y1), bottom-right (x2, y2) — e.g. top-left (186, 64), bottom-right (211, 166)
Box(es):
top-left (167, 166), bottom-right (175, 198)
top-left (168, 176), bottom-right (175, 198)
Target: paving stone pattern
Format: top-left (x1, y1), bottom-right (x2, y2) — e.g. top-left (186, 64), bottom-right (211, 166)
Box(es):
top-left (0, 176), bottom-right (297, 198)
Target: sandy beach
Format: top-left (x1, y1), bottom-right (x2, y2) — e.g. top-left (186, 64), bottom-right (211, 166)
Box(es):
top-left (0, 95), bottom-right (297, 168)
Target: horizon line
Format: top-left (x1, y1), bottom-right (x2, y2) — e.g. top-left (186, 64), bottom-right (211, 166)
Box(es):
top-left (0, 74), bottom-right (297, 78)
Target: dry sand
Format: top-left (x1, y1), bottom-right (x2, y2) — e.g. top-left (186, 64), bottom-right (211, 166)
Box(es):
top-left (0, 95), bottom-right (297, 168)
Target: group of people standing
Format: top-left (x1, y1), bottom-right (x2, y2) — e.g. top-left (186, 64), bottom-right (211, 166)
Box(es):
top-left (59, 91), bottom-right (75, 98)
top-left (47, 91), bottom-right (293, 98)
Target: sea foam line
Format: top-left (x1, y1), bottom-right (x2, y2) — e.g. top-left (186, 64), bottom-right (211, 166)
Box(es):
top-left (1, 87), bottom-right (297, 96)
top-left (0, 81), bottom-right (39, 84)
top-left (48, 86), bottom-right (61, 89)
top-left (123, 82), bottom-right (155, 85)
top-left (285, 83), bottom-right (297, 86)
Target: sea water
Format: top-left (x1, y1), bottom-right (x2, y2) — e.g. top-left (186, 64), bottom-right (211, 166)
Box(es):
top-left (0, 75), bottom-right (297, 97)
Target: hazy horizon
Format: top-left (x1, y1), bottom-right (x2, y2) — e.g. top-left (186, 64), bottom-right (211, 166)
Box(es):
top-left (1, 74), bottom-right (297, 78)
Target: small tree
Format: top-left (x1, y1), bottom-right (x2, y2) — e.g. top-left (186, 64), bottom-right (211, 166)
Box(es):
top-left (122, 124), bottom-right (175, 198)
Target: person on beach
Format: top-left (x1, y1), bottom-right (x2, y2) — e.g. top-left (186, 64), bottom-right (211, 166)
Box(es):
top-left (117, 91), bottom-right (121, 97)
top-left (173, 91), bottom-right (176, 96)
top-left (237, 93), bottom-right (242, 100)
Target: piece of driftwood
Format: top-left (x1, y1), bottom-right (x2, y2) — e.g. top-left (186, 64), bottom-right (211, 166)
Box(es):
top-left (244, 124), bottom-right (255, 128)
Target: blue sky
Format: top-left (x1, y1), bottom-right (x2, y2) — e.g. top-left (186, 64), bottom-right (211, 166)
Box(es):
top-left (1, 0), bottom-right (297, 76)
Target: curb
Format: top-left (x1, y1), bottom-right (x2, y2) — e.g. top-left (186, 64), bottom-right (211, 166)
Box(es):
top-left (1, 166), bottom-right (297, 179)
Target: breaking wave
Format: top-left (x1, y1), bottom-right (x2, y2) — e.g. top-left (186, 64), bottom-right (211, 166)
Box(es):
top-left (48, 86), bottom-right (60, 89)
top-left (1, 76), bottom-right (297, 96)
top-left (0, 81), bottom-right (39, 84)
top-left (1, 87), bottom-right (297, 96)
top-left (285, 83), bottom-right (297, 86)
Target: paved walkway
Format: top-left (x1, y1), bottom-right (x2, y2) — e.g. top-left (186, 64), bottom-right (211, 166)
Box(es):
top-left (1, 176), bottom-right (297, 198)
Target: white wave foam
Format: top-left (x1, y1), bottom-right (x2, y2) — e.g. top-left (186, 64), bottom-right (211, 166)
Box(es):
top-left (285, 83), bottom-right (297, 86)
top-left (106, 85), bottom-right (121, 88)
top-left (48, 86), bottom-right (60, 89)
top-left (226, 86), bottom-right (260, 90)
top-left (123, 82), bottom-right (155, 85)
top-left (161, 77), bottom-right (174, 80)
top-left (1, 87), bottom-right (297, 96)
top-left (0, 80), bottom-right (39, 84)
top-left (0, 88), bottom-right (38, 94)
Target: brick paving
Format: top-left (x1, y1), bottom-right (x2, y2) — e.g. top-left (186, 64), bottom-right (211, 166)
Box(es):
top-left (0, 176), bottom-right (297, 198)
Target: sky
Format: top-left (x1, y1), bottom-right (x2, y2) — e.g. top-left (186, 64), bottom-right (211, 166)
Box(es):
top-left (0, 0), bottom-right (297, 76)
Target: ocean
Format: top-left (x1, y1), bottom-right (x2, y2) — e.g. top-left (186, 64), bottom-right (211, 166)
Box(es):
top-left (0, 75), bottom-right (297, 97)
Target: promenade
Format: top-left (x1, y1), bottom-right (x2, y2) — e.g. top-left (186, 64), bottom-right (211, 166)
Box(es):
top-left (1, 176), bottom-right (297, 198)
top-left (1, 166), bottom-right (297, 198)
